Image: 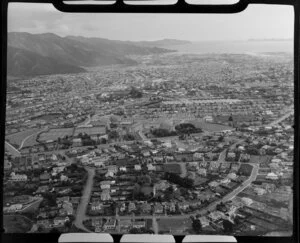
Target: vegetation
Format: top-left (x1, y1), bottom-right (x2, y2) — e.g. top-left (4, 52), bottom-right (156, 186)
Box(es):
top-left (165, 173), bottom-right (194, 188)
top-left (150, 128), bottom-right (177, 138)
top-left (175, 123), bottom-right (202, 135)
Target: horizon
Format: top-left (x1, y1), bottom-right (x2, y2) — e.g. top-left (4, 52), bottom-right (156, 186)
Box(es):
top-left (7, 31), bottom-right (294, 43)
top-left (8, 3), bottom-right (294, 42)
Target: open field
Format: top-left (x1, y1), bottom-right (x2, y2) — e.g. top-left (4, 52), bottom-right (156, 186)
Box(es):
top-left (157, 218), bottom-right (192, 234)
top-left (39, 128), bottom-right (74, 141)
top-left (32, 113), bottom-right (61, 121)
top-left (4, 215), bottom-right (33, 233)
top-left (6, 128), bottom-right (40, 147)
top-left (192, 122), bottom-right (234, 132)
top-left (21, 133), bottom-right (40, 148)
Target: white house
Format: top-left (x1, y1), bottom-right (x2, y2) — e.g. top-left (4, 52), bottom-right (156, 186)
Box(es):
top-left (266, 172), bottom-right (279, 180)
top-left (119, 166), bottom-right (127, 172)
top-left (60, 174), bottom-right (68, 182)
top-left (10, 172), bottom-right (27, 182)
top-left (134, 164), bottom-right (142, 171)
top-left (241, 197), bottom-right (253, 206)
top-left (147, 164), bottom-right (156, 171)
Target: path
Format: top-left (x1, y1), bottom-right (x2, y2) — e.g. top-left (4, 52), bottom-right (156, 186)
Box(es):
top-left (5, 141), bottom-right (21, 157)
top-left (18, 128), bottom-right (46, 150)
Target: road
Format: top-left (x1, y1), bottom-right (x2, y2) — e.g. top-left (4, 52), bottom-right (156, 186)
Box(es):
top-left (268, 110), bottom-right (294, 126)
top-left (217, 138), bottom-right (244, 163)
top-left (73, 166), bottom-right (95, 232)
top-left (152, 217), bottom-right (158, 234)
top-left (5, 141), bottom-right (21, 157)
top-left (250, 107), bottom-right (293, 129)
top-left (195, 163), bottom-right (259, 216)
top-left (74, 162), bottom-right (258, 233)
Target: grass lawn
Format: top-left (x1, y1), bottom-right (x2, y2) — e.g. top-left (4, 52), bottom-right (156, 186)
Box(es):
top-left (4, 215), bottom-right (33, 233)
top-left (158, 218), bottom-right (192, 233)
top-left (192, 121), bottom-right (233, 132)
top-left (39, 128), bottom-right (74, 141)
top-left (6, 128), bottom-right (40, 147)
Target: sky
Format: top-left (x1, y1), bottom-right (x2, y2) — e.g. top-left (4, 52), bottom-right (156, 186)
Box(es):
top-left (7, 2), bottom-right (294, 41)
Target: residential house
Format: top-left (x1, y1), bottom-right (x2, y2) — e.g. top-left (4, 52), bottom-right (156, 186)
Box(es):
top-left (177, 202), bottom-right (189, 211)
top-left (103, 219), bottom-right (116, 230)
top-left (53, 216), bottom-right (69, 227)
top-left (62, 201), bottom-right (73, 215)
top-left (199, 216), bottom-right (210, 227)
top-left (10, 172), bottom-right (27, 182)
top-left (154, 203), bottom-right (164, 214)
top-left (141, 203), bottom-right (152, 214)
top-left (101, 190), bottom-right (111, 201)
top-left (37, 219), bottom-right (52, 229)
top-left (147, 164), bottom-right (156, 171)
top-left (40, 172), bottom-right (50, 182)
top-left (107, 165), bottom-right (118, 173)
top-left (91, 202), bottom-right (103, 212)
top-left (134, 164), bottom-right (142, 171)
top-left (36, 185), bottom-right (49, 194)
top-left (128, 202), bottom-right (136, 212)
top-left (100, 181), bottom-right (111, 190)
top-left (132, 221), bottom-right (146, 229)
top-left (119, 219), bottom-right (132, 230)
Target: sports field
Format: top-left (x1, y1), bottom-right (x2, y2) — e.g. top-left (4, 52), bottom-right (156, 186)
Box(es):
top-left (6, 128), bottom-right (41, 147)
top-left (39, 128), bottom-right (74, 141)
top-left (192, 121), bottom-right (234, 132)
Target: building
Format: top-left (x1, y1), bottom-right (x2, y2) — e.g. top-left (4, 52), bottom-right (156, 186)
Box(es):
top-left (154, 203), bottom-right (164, 214)
top-left (91, 202), bottom-right (103, 211)
top-left (103, 219), bottom-right (116, 230)
top-left (101, 190), bottom-right (111, 201)
top-left (53, 216), bottom-right (69, 227)
top-left (72, 138), bottom-right (82, 147)
top-left (10, 172), bottom-right (27, 182)
top-left (134, 164), bottom-right (142, 171)
top-left (128, 202), bottom-right (136, 212)
top-left (132, 221), bottom-right (146, 229)
top-left (163, 163), bottom-right (182, 174)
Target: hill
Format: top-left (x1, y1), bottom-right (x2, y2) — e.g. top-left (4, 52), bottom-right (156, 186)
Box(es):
top-left (7, 32), bottom-right (175, 77)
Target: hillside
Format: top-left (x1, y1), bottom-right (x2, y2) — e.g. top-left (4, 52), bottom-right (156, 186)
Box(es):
top-left (7, 32), bottom-right (176, 77)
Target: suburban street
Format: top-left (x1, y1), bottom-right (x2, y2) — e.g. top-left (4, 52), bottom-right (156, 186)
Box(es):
top-left (74, 162), bottom-right (259, 232)
top-left (73, 166), bottom-right (95, 232)
top-left (5, 141), bottom-right (21, 157)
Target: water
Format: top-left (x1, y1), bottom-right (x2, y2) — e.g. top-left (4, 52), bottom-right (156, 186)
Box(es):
top-left (165, 40), bottom-right (293, 55)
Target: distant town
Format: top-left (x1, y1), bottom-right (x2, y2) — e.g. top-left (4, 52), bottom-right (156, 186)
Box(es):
top-left (4, 50), bottom-right (294, 236)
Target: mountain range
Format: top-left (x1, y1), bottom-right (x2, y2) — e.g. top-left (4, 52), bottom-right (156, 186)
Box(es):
top-left (7, 32), bottom-right (189, 77)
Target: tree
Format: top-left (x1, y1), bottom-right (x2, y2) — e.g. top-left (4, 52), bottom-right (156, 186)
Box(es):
top-left (192, 218), bottom-right (202, 233)
top-left (108, 130), bottom-right (119, 140)
top-left (65, 220), bottom-right (72, 229)
top-left (130, 87), bottom-right (143, 98)
top-left (129, 228), bottom-right (140, 234)
top-left (49, 228), bottom-right (60, 233)
top-left (223, 219), bottom-right (234, 233)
